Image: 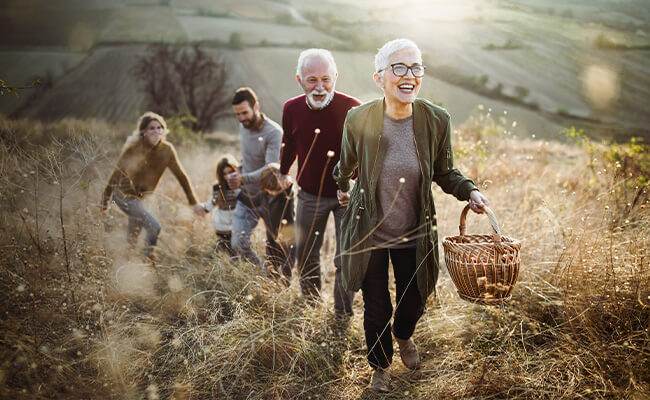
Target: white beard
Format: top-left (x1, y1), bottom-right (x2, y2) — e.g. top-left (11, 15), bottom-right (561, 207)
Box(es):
top-left (306, 89), bottom-right (335, 109)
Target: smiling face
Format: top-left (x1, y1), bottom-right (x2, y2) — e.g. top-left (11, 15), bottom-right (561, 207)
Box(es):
top-left (232, 101), bottom-right (260, 129)
top-left (297, 56), bottom-right (338, 109)
top-left (143, 120), bottom-right (164, 146)
top-left (374, 47), bottom-right (422, 106)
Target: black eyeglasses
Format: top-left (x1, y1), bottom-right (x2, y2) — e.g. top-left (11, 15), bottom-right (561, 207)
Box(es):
top-left (379, 63), bottom-right (426, 78)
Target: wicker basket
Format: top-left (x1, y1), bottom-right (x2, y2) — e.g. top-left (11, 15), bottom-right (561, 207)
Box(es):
top-left (442, 205), bottom-right (521, 306)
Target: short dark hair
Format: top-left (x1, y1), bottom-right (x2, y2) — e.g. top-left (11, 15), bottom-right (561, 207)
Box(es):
top-left (260, 163), bottom-right (282, 191)
top-left (232, 87), bottom-right (258, 108)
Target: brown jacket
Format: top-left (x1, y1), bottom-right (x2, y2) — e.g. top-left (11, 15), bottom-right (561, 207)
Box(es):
top-left (102, 138), bottom-right (198, 207)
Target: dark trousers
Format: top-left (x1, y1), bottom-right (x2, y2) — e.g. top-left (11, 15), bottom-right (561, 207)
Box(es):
top-left (264, 192), bottom-right (296, 280)
top-left (214, 232), bottom-right (234, 256)
top-left (234, 186), bottom-right (296, 279)
top-left (363, 247), bottom-right (424, 369)
top-left (296, 190), bottom-right (354, 315)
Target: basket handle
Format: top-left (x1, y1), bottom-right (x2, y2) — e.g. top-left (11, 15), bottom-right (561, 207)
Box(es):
top-left (459, 204), bottom-right (501, 244)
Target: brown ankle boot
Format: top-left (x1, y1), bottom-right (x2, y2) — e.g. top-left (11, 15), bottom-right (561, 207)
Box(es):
top-left (370, 367), bottom-right (390, 392)
top-left (395, 337), bottom-right (421, 370)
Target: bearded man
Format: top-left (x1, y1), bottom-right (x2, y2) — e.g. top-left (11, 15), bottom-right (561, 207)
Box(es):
top-left (227, 87), bottom-right (285, 271)
top-left (279, 49), bottom-right (360, 316)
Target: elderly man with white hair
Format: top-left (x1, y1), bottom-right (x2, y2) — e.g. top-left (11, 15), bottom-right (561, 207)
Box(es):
top-left (279, 48), bottom-right (360, 316)
top-left (333, 38), bottom-right (490, 392)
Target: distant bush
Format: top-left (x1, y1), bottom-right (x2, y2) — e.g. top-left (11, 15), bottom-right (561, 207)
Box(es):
top-left (474, 74), bottom-right (489, 87)
top-left (228, 32), bottom-right (244, 49)
top-left (594, 32), bottom-right (619, 49)
top-left (483, 38), bottom-right (524, 50)
top-left (275, 12), bottom-right (295, 25)
top-left (514, 85), bottom-right (529, 98)
top-left (197, 8), bottom-right (232, 18)
top-left (132, 44), bottom-right (232, 133)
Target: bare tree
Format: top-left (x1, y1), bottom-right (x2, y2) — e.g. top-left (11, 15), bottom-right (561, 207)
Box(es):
top-left (132, 44), bottom-right (232, 132)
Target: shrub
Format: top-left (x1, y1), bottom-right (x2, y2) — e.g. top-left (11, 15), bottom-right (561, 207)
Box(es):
top-left (131, 44), bottom-right (232, 133)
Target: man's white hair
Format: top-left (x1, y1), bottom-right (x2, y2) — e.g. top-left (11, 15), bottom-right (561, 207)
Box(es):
top-left (374, 38), bottom-right (422, 76)
top-left (296, 48), bottom-right (338, 79)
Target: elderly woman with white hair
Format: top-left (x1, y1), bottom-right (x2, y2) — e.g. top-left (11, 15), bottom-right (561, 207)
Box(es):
top-left (333, 39), bottom-right (489, 392)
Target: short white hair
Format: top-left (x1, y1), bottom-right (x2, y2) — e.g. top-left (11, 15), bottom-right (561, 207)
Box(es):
top-left (374, 38), bottom-right (422, 76)
top-left (296, 48), bottom-right (338, 79)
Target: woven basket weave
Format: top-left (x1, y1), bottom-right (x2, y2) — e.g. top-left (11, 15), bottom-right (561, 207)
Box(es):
top-left (442, 205), bottom-right (521, 306)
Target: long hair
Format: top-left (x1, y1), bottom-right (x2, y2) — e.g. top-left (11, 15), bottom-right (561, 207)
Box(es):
top-left (215, 154), bottom-right (239, 208)
top-left (123, 111), bottom-right (169, 151)
top-left (216, 154), bottom-right (238, 186)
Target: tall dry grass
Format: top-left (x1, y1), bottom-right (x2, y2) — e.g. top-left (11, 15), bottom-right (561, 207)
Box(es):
top-left (0, 112), bottom-right (647, 399)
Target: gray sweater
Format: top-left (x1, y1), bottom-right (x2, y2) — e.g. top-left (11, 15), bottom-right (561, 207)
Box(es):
top-left (239, 116), bottom-right (282, 196)
top-left (373, 114), bottom-right (421, 248)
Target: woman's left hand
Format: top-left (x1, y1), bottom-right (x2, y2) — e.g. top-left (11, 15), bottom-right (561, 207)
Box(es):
top-left (469, 190), bottom-right (489, 214)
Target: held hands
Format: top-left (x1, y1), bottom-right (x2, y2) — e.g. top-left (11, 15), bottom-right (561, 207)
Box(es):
top-left (337, 180), bottom-right (355, 206)
top-left (279, 174), bottom-right (293, 190)
top-left (192, 203), bottom-right (207, 217)
top-left (468, 190), bottom-right (489, 214)
top-left (337, 190), bottom-right (350, 207)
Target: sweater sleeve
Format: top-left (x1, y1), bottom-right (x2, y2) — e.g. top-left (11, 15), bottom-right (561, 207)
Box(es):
top-left (432, 114), bottom-right (477, 201)
top-left (241, 125), bottom-right (282, 185)
top-left (101, 167), bottom-right (122, 207)
top-left (333, 116), bottom-right (358, 192)
top-left (101, 148), bottom-right (131, 207)
top-left (166, 145), bottom-right (199, 205)
top-left (279, 103), bottom-right (296, 175)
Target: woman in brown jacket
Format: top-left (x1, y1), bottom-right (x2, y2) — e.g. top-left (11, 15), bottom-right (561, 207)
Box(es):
top-left (101, 112), bottom-right (204, 259)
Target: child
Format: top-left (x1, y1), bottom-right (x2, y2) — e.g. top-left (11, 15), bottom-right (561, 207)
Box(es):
top-left (238, 163), bottom-right (296, 282)
top-left (202, 154), bottom-right (239, 255)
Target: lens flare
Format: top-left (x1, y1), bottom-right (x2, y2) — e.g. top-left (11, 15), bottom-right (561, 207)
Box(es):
top-left (580, 64), bottom-right (620, 111)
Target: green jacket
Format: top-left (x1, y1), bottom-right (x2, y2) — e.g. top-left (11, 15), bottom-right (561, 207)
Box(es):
top-left (332, 98), bottom-right (477, 303)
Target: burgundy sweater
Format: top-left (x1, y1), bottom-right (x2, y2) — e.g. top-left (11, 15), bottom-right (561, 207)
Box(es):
top-left (280, 91), bottom-right (360, 198)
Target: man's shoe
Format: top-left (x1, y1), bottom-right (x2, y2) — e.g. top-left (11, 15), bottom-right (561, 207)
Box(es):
top-left (396, 337), bottom-right (421, 370)
top-left (370, 368), bottom-right (390, 393)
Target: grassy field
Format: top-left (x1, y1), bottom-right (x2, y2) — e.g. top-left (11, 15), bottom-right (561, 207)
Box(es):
top-left (0, 113), bottom-right (647, 399)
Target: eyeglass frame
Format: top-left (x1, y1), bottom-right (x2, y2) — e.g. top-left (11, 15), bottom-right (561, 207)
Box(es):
top-left (377, 63), bottom-right (426, 78)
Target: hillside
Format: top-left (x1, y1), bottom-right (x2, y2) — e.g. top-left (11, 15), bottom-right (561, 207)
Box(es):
top-left (1, 0), bottom-right (649, 142)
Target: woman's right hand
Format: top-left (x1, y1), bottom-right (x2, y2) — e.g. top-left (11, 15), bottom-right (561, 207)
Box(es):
top-left (337, 190), bottom-right (350, 206)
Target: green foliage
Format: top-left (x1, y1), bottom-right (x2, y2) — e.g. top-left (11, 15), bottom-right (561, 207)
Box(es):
top-left (563, 126), bottom-right (649, 225)
top-left (594, 32), bottom-right (619, 49)
top-left (166, 113), bottom-right (202, 145)
top-left (562, 126), bottom-right (588, 146)
top-left (514, 85), bottom-right (529, 99)
top-left (603, 137), bottom-right (649, 218)
top-left (0, 78), bottom-right (42, 97)
top-left (228, 32), bottom-right (244, 49)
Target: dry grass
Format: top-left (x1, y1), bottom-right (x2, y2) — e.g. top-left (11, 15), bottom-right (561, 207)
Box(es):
top-left (0, 114), bottom-right (648, 399)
